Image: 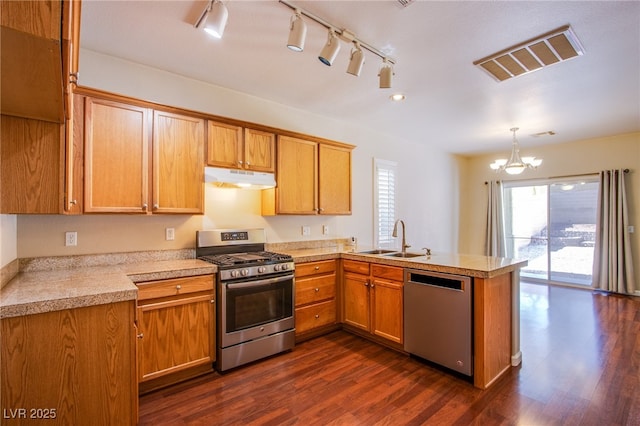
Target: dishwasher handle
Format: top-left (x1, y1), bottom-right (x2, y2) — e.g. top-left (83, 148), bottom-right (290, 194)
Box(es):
top-left (405, 269), bottom-right (470, 292)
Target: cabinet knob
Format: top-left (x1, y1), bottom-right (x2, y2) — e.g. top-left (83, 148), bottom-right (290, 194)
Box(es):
top-left (153, 204), bottom-right (159, 210)
top-left (314, 266), bottom-right (320, 270)
top-left (315, 314), bottom-right (320, 319)
top-left (142, 203), bottom-right (148, 210)
top-left (317, 208), bottom-right (324, 213)
top-left (314, 288), bottom-right (320, 292)
top-left (211, 299), bottom-right (215, 304)
top-left (176, 284), bottom-right (182, 290)
top-left (364, 282), bottom-right (369, 287)
top-left (137, 333), bottom-right (144, 339)
top-left (69, 199), bottom-right (77, 205)
top-left (370, 284), bottom-right (375, 288)
top-left (238, 160), bottom-right (244, 166)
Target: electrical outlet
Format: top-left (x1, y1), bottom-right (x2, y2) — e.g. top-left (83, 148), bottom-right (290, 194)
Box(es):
top-left (65, 231), bottom-right (77, 247)
top-left (302, 226), bottom-right (311, 236)
top-left (322, 225), bottom-right (329, 235)
top-left (165, 227), bottom-right (175, 241)
top-left (629, 225), bottom-right (635, 234)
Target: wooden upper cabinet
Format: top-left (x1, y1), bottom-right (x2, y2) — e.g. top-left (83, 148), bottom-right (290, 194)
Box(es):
top-left (273, 135), bottom-right (318, 214)
top-left (1, 0), bottom-right (65, 122)
top-left (207, 121), bottom-right (275, 172)
top-left (318, 143), bottom-right (352, 215)
top-left (244, 128), bottom-right (275, 172)
top-left (153, 111), bottom-right (204, 214)
top-left (84, 97), bottom-right (150, 213)
top-left (263, 135), bottom-right (353, 215)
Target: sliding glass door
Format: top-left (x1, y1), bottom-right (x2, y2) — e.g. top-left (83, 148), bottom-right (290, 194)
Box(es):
top-left (503, 176), bottom-right (599, 286)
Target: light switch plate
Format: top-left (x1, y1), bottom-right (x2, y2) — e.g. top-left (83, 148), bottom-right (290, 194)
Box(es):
top-left (302, 226), bottom-right (311, 236)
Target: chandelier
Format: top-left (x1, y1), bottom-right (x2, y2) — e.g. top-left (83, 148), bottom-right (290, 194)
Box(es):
top-left (489, 127), bottom-right (542, 175)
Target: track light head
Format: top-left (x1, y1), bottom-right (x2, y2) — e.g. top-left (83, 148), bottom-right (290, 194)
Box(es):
top-left (379, 59), bottom-right (394, 88)
top-left (318, 29), bottom-right (340, 66)
top-left (287, 10), bottom-right (306, 52)
top-left (346, 42), bottom-right (365, 76)
top-left (195, 0), bottom-right (228, 39)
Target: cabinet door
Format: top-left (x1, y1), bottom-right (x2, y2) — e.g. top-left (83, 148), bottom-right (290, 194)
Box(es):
top-left (318, 144), bottom-right (352, 214)
top-left (276, 135), bottom-right (318, 214)
top-left (0, 115), bottom-right (63, 213)
top-left (206, 121), bottom-right (242, 169)
top-left (153, 111), bottom-right (204, 214)
top-left (244, 128), bottom-right (275, 172)
top-left (343, 272), bottom-right (370, 331)
top-left (84, 97), bottom-right (150, 213)
top-left (138, 293), bottom-right (215, 382)
top-left (371, 278), bottom-right (403, 344)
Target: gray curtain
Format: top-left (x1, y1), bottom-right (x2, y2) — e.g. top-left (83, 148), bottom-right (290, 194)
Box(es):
top-left (486, 180), bottom-right (506, 257)
top-left (592, 169), bottom-right (635, 293)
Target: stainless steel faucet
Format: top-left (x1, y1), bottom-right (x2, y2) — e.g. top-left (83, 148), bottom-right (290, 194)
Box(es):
top-left (392, 219), bottom-right (411, 254)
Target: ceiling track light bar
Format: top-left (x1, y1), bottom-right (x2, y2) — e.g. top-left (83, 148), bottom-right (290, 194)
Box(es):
top-left (279, 0), bottom-right (396, 65)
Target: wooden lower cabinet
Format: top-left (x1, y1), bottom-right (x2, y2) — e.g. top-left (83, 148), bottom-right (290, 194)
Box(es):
top-left (294, 260), bottom-right (338, 339)
top-left (136, 275), bottom-right (215, 393)
top-left (342, 260), bottom-right (404, 346)
top-left (0, 301), bottom-right (138, 425)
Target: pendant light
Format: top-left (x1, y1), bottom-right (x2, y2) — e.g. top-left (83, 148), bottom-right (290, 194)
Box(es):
top-left (490, 128), bottom-right (542, 174)
top-left (287, 10), bottom-right (306, 52)
top-left (346, 42), bottom-right (365, 76)
top-left (318, 29), bottom-right (340, 66)
top-left (194, 0), bottom-right (228, 39)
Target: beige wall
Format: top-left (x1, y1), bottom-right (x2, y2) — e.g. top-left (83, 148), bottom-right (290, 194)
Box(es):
top-left (14, 50), bottom-right (458, 258)
top-left (1, 215), bottom-right (17, 268)
top-left (459, 132), bottom-right (640, 290)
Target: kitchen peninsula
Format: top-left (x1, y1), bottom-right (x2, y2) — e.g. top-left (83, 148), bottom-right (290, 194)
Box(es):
top-left (1, 246), bottom-right (525, 424)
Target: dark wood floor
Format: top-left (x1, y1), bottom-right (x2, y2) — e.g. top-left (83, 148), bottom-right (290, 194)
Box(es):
top-left (139, 283), bottom-right (640, 425)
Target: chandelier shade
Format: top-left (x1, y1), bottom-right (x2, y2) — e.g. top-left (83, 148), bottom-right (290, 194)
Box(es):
top-left (490, 128), bottom-right (542, 174)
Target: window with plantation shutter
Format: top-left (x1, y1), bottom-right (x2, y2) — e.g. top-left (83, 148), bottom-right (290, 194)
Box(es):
top-left (374, 158), bottom-right (397, 248)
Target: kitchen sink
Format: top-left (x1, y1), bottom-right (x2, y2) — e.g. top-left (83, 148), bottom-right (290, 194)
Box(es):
top-left (384, 252), bottom-right (423, 258)
top-left (357, 249), bottom-right (397, 255)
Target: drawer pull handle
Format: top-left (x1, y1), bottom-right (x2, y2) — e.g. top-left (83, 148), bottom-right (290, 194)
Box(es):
top-left (176, 285), bottom-right (182, 290)
top-left (315, 288), bottom-right (320, 292)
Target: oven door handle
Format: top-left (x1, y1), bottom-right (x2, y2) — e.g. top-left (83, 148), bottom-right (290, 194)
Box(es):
top-left (225, 273), bottom-right (294, 290)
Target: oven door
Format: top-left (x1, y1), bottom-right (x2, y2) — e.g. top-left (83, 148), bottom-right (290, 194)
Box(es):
top-left (219, 272), bottom-right (295, 348)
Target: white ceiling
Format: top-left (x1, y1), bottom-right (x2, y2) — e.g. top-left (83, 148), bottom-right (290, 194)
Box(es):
top-left (79, 0), bottom-right (640, 155)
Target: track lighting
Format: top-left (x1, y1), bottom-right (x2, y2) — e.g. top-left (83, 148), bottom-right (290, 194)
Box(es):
top-left (279, 0), bottom-right (398, 91)
top-left (194, 0), bottom-right (228, 39)
top-left (287, 10), bottom-right (306, 52)
top-left (318, 29), bottom-right (340, 66)
top-left (346, 42), bottom-right (365, 76)
top-left (379, 59), bottom-right (394, 89)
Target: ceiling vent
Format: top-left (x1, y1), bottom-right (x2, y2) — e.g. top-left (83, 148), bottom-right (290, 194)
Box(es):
top-left (473, 25), bottom-right (585, 82)
top-left (396, 0), bottom-right (414, 7)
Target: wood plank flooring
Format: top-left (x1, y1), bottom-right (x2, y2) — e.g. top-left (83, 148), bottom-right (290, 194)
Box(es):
top-left (139, 283), bottom-right (640, 425)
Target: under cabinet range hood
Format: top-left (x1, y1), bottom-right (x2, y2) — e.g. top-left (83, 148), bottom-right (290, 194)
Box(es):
top-left (204, 166), bottom-right (276, 189)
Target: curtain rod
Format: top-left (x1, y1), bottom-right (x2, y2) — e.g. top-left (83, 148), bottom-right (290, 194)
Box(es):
top-left (485, 169), bottom-right (630, 185)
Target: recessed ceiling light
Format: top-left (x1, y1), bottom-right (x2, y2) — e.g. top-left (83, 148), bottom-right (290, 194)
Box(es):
top-left (390, 93), bottom-right (405, 101)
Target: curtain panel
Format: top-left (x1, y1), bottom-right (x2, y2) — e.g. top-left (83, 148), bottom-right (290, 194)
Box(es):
top-left (486, 180), bottom-right (506, 257)
top-left (592, 169), bottom-right (636, 294)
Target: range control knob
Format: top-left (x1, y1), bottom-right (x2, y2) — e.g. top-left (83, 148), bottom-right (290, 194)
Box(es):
top-left (230, 270), bottom-right (239, 278)
top-left (274, 264), bottom-right (281, 271)
top-left (281, 263), bottom-right (289, 270)
top-left (241, 269), bottom-right (249, 276)
top-left (258, 266), bottom-right (266, 274)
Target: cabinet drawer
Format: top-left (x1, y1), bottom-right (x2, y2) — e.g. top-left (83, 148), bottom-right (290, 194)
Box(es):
top-left (372, 264), bottom-right (404, 281)
top-left (295, 300), bottom-right (336, 334)
top-left (296, 274), bottom-right (336, 306)
top-left (137, 275), bottom-right (214, 301)
top-left (295, 260), bottom-right (336, 278)
top-left (343, 260), bottom-right (370, 275)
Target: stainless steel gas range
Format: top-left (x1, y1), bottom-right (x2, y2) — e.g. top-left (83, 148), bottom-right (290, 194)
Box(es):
top-left (196, 229), bottom-right (295, 372)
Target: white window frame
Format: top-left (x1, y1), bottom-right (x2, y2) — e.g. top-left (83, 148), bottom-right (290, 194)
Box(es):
top-left (373, 158), bottom-right (398, 249)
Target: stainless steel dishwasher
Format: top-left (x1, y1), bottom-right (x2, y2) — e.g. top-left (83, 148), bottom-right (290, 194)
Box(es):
top-left (404, 268), bottom-right (473, 376)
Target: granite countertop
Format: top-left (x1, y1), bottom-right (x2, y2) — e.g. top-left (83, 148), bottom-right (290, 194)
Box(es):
top-left (0, 259), bottom-right (216, 319)
top-left (282, 246), bottom-right (528, 279)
